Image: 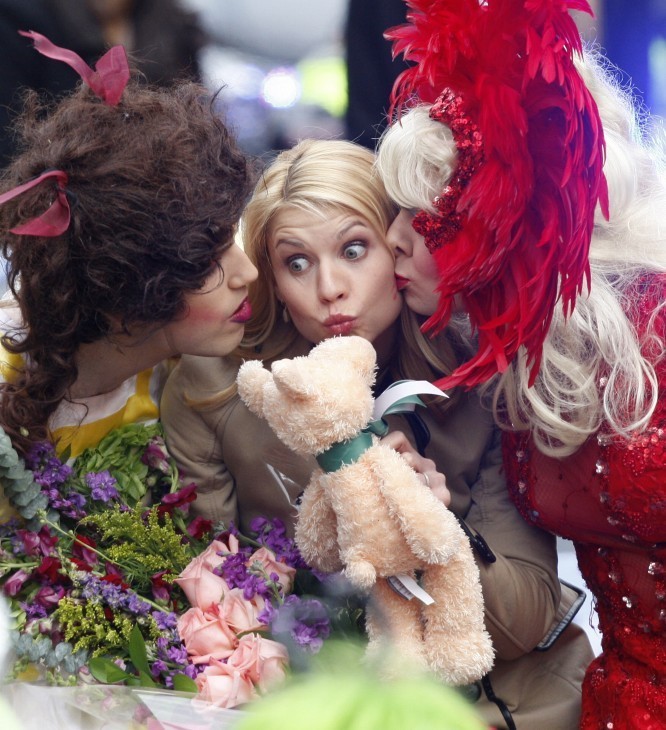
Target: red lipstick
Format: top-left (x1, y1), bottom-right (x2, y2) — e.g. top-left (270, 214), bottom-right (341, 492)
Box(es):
top-left (230, 298), bottom-right (252, 323)
top-left (395, 275), bottom-right (410, 291)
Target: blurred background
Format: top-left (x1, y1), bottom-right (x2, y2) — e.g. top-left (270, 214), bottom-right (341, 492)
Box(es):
top-left (0, 0), bottom-right (662, 167)
top-left (0, 0), bottom-right (663, 655)
top-left (185, 0), bottom-right (666, 159)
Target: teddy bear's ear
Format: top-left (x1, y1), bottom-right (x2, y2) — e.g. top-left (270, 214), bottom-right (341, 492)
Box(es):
top-left (271, 358), bottom-right (313, 401)
top-left (311, 336), bottom-right (377, 382)
top-left (236, 360), bottom-right (272, 418)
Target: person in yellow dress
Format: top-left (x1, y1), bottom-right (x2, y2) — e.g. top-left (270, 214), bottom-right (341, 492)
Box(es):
top-left (0, 33), bottom-right (257, 520)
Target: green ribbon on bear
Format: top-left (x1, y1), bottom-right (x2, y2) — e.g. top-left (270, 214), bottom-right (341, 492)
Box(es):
top-left (316, 418), bottom-right (390, 473)
top-left (315, 382), bottom-right (430, 473)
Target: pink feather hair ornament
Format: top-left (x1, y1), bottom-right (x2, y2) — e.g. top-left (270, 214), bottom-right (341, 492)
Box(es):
top-left (0, 31), bottom-right (131, 238)
top-left (386, 0), bottom-right (610, 389)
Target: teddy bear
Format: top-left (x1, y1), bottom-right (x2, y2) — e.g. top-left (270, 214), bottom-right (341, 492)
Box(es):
top-left (236, 335), bottom-right (494, 685)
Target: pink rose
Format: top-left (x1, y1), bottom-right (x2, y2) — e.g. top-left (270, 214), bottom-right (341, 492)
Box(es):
top-left (177, 606), bottom-right (238, 663)
top-left (220, 588), bottom-right (266, 634)
top-left (227, 634), bottom-right (289, 692)
top-left (195, 657), bottom-right (257, 709)
top-left (247, 547), bottom-right (296, 593)
top-left (175, 540), bottom-right (231, 610)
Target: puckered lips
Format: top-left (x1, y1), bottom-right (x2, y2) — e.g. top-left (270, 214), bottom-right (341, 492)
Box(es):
top-left (323, 314), bottom-right (355, 336)
top-left (395, 275), bottom-right (410, 291)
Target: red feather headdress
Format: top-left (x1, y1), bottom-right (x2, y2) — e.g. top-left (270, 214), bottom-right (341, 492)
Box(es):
top-left (387, 0), bottom-right (609, 389)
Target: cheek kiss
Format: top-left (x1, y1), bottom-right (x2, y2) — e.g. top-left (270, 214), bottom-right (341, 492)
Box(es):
top-left (395, 275), bottom-right (410, 291)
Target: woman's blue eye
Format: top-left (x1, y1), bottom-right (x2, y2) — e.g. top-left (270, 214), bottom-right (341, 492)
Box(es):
top-left (343, 242), bottom-right (367, 260)
top-left (287, 255), bottom-right (310, 273)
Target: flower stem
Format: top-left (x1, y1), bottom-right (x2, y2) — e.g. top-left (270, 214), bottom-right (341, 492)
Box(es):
top-left (41, 514), bottom-right (117, 567)
top-left (40, 514), bottom-right (170, 612)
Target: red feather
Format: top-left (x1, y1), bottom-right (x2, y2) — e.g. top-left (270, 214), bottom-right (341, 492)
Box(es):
top-left (386, 0), bottom-right (608, 389)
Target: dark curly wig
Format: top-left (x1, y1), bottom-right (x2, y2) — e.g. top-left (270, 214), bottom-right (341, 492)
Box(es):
top-left (0, 77), bottom-right (253, 454)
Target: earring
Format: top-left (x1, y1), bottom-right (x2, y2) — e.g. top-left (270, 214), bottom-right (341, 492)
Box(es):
top-left (282, 305), bottom-right (290, 324)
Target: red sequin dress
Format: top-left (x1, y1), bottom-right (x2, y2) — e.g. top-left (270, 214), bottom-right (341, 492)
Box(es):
top-left (504, 276), bottom-right (666, 730)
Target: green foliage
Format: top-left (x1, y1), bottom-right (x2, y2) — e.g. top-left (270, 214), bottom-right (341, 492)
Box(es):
top-left (0, 426), bottom-right (48, 523)
top-left (172, 673), bottom-right (198, 693)
top-left (88, 625), bottom-right (197, 692)
top-left (73, 422), bottom-right (179, 506)
top-left (54, 598), bottom-right (142, 657)
top-left (80, 506), bottom-right (192, 594)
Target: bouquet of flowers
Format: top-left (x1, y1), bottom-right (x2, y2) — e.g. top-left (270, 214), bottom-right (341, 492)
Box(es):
top-left (0, 422), bottom-right (343, 722)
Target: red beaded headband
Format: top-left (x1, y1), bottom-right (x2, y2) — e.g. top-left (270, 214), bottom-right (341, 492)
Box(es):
top-left (412, 89), bottom-right (483, 253)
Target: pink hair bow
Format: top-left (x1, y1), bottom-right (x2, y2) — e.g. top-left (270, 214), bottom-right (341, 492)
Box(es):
top-left (0, 170), bottom-right (70, 237)
top-left (19, 30), bottom-right (130, 105)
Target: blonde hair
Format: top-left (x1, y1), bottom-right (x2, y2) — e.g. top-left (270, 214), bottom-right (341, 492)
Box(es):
top-left (198, 138), bottom-right (462, 414)
top-left (378, 49), bottom-right (666, 456)
top-left (376, 105), bottom-right (457, 214)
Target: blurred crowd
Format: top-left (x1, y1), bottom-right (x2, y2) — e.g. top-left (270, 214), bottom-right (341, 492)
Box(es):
top-left (0, 0), bottom-right (662, 287)
top-left (0, 0), bottom-right (662, 165)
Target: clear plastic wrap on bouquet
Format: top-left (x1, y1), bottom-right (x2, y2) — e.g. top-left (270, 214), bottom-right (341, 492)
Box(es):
top-left (2, 682), bottom-right (245, 730)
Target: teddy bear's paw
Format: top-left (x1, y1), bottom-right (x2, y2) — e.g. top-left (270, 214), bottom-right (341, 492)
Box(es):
top-left (424, 633), bottom-right (495, 686)
top-left (344, 559), bottom-right (377, 590)
top-left (414, 542), bottom-right (457, 565)
top-left (401, 520), bottom-right (465, 565)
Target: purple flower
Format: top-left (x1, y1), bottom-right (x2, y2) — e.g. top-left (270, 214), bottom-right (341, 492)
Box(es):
top-left (250, 517), bottom-right (308, 569)
top-left (20, 601), bottom-right (47, 620)
top-left (38, 460), bottom-right (73, 489)
top-left (215, 552), bottom-right (249, 587)
top-left (141, 437), bottom-right (171, 474)
top-left (151, 631), bottom-right (192, 685)
top-left (257, 602), bottom-right (278, 625)
top-left (99, 581), bottom-right (123, 607)
top-left (25, 442), bottom-right (55, 465)
top-left (156, 632), bottom-right (185, 654)
top-left (0, 518), bottom-right (21, 538)
top-left (125, 593), bottom-right (151, 616)
top-left (152, 610), bottom-right (178, 631)
top-left (166, 644), bottom-right (188, 665)
top-left (86, 471), bottom-right (120, 502)
top-left (45, 490), bottom-right (87, 520)
top-left (26, 443), bottom-right (72, 488)
top-left (183, 663), bottom-right (201, 680)
top-left (79, 574), bottom-right (151, 617)
top-left (271, 595), bottom-right (331, 654)
top-left (249, 516), bottom-right (273, 535)
top-left (291, 621), bottom-right (329, 652)
top-left (150, 660), bottom-right (169, 677)
top-left (241, 573), bottom-right (271, 601)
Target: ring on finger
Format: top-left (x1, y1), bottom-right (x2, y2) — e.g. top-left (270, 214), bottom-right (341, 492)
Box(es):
top-left (422, 472), bottom-right (430, 488)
